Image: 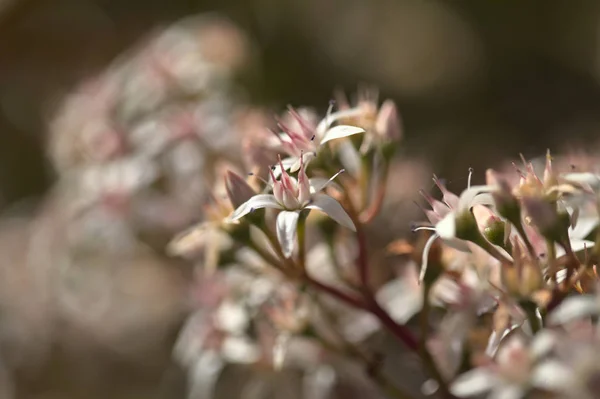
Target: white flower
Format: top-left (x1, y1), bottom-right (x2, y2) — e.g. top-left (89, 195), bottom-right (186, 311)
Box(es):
top-left (417, 176), bottom-right (499, 283)
top-left (548, 291), bottom-right (600, 326)
top-left (450, 332), bottom-right (557, 399)
top-left (531, 340), bottom-right (600, 399)
top-left (273, 105), bottom-right (366, 174)
top-left (230, 157), bottom-right (355, 257)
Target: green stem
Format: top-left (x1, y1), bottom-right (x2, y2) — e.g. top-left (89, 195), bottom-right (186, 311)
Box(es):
top-left (520, 300), bottom-right (542, 334)
top-left (297, 211), bottom-right (308, 269)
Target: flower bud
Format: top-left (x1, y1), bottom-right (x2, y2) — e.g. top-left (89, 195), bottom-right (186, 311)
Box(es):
top-left (519, 260), bottom-right (543, 297)
top-left (521, 196), bottom-right (569, 245)
top-left (483, 218), bottom-right (507, 248)
top-left (225, 170), bottom-right (256, 209)
top-left (375, 100), bottom-right (402, 142)
top-left (454, 210), bottom-right (482, 242)
top-left (501, 264), bottom-right (522, 297)
top-left (492, 179), bottom-right (521, 224)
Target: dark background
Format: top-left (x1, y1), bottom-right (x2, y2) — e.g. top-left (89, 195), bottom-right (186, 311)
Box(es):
top-left (2, 0), bottom-right (600, 205)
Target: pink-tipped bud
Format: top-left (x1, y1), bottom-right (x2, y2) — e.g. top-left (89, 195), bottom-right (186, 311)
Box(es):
top-left (270, 167), bottom-right (285, 204)
top-left (225, 171), bottom-right (256, 209)
top-left (375, 99), bottom-right (402, 141)
top-left (278, 155), bottom-right (297, 194)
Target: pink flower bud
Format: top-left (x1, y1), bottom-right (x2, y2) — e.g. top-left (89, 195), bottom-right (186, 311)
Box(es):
top-left (375, 99), bottom-right (402, 141)
top-left (225, 171), bottom-right (256, 209)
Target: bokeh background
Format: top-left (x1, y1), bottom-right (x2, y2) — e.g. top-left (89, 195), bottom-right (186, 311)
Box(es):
top-left (2, 0), bottom-right (600, 398)
top-left (5, 0), bottom-right (600, 203)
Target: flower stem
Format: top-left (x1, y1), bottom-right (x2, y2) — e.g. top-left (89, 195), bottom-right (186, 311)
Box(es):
top-left (297, 211), bottom-right (308, 269)
top-left (514, 222), bottom-right (537, 260)
top-left (420, 285), bottom-right (454, 399)
top-left (520, 300), bottom-right (542, 334)
top-left (360, 160), bottom-right (389, 224)
top-left (303, 274), bottom-right (366, 309)
top-left (310, 294), bottom-right (416, 399)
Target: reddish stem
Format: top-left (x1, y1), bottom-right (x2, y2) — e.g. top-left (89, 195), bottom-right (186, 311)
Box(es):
top-left (304, 275), bottom-right (366, 310)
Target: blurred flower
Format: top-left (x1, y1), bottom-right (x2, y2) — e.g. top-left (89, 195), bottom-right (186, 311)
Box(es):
top-left (335, 87), bottom-right (403, 153)
top-left (450, 332), bottom-right (557, 399)
top-left (273, 105), bottom-right (365, 174)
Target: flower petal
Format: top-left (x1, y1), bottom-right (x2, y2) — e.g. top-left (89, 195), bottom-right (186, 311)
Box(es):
top-left (315, 107), bottom-right (365, 136)
top-left (271, 157), bottom-right (299, 178)
top-left (488, 385), bottom-right (524, 399)
top-left (450, 369), bottom-right (498, 397)
top-left (530, 330), bottom-right (557, 359)
top-left (562, 172), bottom-right (600, 190)
top-left (548, 295), bottom-right (600, 325)
top-left (308, 178), bottom-right (342, 194)
top-left (531, 360), bottom-right (573, 392)
top-left (276, 210), bottom-right (300, 258)
top-left (305, 194), bottom-right (356, 231)
top-left (435, 212), bottom-right (456, 240)
top-left (167, 223), bottom-right (210, 256)
top-left (458, 185), bottom-right (497, 210)
top-left (320, 125), bottom-right (365, 145)
top-left (230, 194), bottom-right (282, 221)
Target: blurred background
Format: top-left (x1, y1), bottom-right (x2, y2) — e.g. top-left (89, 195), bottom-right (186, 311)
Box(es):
top-left (5, 0), bottom-right (600, 203)
top-left (2, 0), bottom-right (600, 398)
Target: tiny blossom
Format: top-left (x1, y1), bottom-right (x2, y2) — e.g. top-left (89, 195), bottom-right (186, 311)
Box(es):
top-left (450, 332), bottom-right (557, 399)
top-left (416, 173), bottom-right (500, 283)
top-left (335, 88), bottom-right (403, 152)
top-left (272, 104), bottom-right (366, 174)
top-left (167, 170), bottom-right (255, 270)
top-left (230, 156), bottom-right (356, 257)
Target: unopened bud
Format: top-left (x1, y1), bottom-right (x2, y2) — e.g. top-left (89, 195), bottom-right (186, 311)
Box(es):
top-left (521, 196), bottom-right (569, 245)
top-left (502, 265), bottom-right (522, 297)
top-left (455, 210), bottom-right (482, 242)
top-left (484, 218), bottom-right (506, 248)
top-left (226, 170), bottom-right (256, 209)
top-left (519, 261), bottom-right (543, 297)
top-left (375, 100), bottom-right (402, 142)
top-left (492, 180), bottom-right (521, 224)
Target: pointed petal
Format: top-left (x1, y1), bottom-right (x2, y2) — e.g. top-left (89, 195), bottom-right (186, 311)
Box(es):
top-left (531, 360), bottom-right (573, 391)
top-left (377, 278), bottom-right (423, 324)
top-left (562, 172), bottom-right (600, 190)
top-left (450, 369), bottom-right (497, 397)
top-left (167, 223), bottom-right (209, 256)
top-left (226, 170), bottom-right (256, 209)
top-left (569, 215), bottom-right (599, 240)
top-left (320, 125), bottom-right (365, 145)
top-left (315, 107), bottom-right (365, 136)
top-left (548, 295), bottom-right (600, 325)
top-left (305, 194), bottom-right (356, 231)
top-left (308, 177), bottom-right (342, 194)
top-left (458, 185), bottom-right (497, 210)
top-left (530, 330), bottom-right (557, 359)
top-left (272, 157), bottom-right (298, 178)
top-left (230, 194), bottom-right (282, 221)
top-left (276, 210), bottom-right (300, 258)
top-left (488, 385), bottom-right (524, 399)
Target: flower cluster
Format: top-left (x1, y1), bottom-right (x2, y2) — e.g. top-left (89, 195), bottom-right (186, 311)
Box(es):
top-left (45, 14), bottom-right (600, 399)
top-left (385, 152), bottom-right (600, 398)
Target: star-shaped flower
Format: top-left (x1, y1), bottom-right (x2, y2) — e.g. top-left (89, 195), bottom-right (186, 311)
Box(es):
top-left (230, 156), bottom-right (356, 257)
